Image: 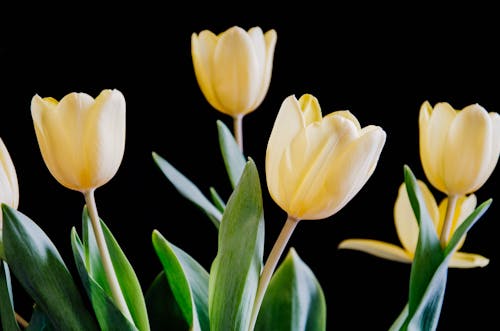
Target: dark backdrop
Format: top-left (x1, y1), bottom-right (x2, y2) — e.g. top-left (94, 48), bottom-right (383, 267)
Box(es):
top-left (1, 4), bottom-right (499, 330)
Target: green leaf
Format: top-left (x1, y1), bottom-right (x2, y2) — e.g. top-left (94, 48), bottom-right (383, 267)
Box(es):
top-left (145, 271), bottom-right (189, 331)
top-left (388, 304), bottom-right (408, 331)
top-left (71, 228), bottom-right (139, 331)
top-left (0, 260), bottom-right (21, 331)
top-left (152, 230), bottom-right (209, 331)
top-left (26, 305), bottom-right (56, 331)
top-left (2, 205), bottom-right (99, 331)
top-left (217, 120), bottom-right (246, 188)
top-left (152, 151), bottom-right (221, 229)
top-left (209, 187), bottom-right (226, 212)
top-left (209, 159), bottom-right (265, 331)
top-left (80, 207), bottom-right (150, 331)
top-left (255, 248), bottom-right (327, 331)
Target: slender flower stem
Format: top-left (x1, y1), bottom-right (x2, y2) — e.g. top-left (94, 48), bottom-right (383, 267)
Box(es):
top-left (84, 189), bottom-right (132, 321)
top-left (248, 215), bottom-right (300, 331)
top-left (233, 114), bottom-right (244, 152)
top-left (440, 194), bottom-right (459, 248)
top-left (15, 312), bottom-right (28, 328)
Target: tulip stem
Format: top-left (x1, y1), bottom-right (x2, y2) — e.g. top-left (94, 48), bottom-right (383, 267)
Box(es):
top-left (15, 312), bottom-right (28, 328)
top-left (84, 190), bottom-right (133, 322)
top-left (440, 194), bottom-right (459, 248)
top-left (233, 114), bottom-right (244, 152)
top-left (248, 215), bottom-right (300, 331)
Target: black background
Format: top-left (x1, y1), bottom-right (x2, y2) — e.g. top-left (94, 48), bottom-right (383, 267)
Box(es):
top-left (1, 4), bottom-right (499, 330)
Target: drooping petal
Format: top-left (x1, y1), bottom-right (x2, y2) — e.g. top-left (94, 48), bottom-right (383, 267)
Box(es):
top-left (449, 251), bottom-right (489, 268)
top-left (338, 239), bottom-right (412, 264)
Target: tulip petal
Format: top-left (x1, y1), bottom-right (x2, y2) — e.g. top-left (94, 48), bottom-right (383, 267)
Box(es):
top-left (449, 251), bottom-right (489, 268)
top-left (0, 139), bottom-right (18, 214)
top-left (252, 28), bottom-right (277, 110)
top-left (394, 181), bottom-right (439, 255)
top-left (191, 30), bottom-right (225, 112)
top-left (213, 26), bottom-right (260, 115)
top-left (338, 239), bottom-right (412, 264)
top-left (298, 94), bottom-right (322, 125)
top-left (419, 101), bottom-right (456, 193)
top-left (444, 105), bottom-right (492, 194)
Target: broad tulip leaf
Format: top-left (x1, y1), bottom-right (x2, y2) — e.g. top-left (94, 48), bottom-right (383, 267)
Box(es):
top-left (152, 152), bottom-right (221, 229)
top-left (255, 248), bottom-right (327, 331)
top-left (0, 260), bottom-right (21, 331)
top-left (145, 271), bottom-right (189, 331)
top-left (2, 205), bottom-right (99, 331)
top-left (26, 305), bottom-right (56, 331)
top-left (81, 207), bottom-right (150, 331)
top-left (209, 159), bottom-right (265, 331)
top-left (71, 229), bottom-right (139, 331)
top-left (217, 120), bottom-right (246, 188)
top-left (152, 230), bottom-right (209, 331)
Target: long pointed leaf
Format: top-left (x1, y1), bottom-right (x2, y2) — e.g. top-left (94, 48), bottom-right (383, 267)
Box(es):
top-left (217, 120), bottom-right (246, 188)
top-left (152, 152), bottom-right (221, 228)
top-left (209, 159), bottom-right (265, 331)
top-left (152, 230), bottom-right (210, 331)
top-left (2, 205), bottom-right (99, 331)
top-left (26, 305), bottom-right (56, 331)
top-left (255, 248), bottom-right (326, 331)
top-left (0, 260), bottom-right (21, 331)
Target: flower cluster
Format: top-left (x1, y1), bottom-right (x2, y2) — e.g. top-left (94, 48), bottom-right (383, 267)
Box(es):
top-left (0, 25), bottom-right (498, 331)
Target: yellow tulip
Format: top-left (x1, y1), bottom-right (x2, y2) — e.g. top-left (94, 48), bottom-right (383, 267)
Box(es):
top-left (0, 138), bottom-right (19, 228)
top-left (419, 101), bottom-right (500, 195)
top-left (265, 94), bottom-right (386, 220)
top-left (30, 89), bottom-right (126, 192)
top-left (338, 181), bottom-right (489, 268)
top-left (191, 26), bottom-right (277, 117)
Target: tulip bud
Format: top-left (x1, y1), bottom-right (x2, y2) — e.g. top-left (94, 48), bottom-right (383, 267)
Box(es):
top-left (419, 101), bottom-right (500, 195)
top-left (191, 26), bottom-right (277, 117)
top-left (265, 94), bottom-right (386, 220)
top-left (30, 89), bottom-right (126, 192)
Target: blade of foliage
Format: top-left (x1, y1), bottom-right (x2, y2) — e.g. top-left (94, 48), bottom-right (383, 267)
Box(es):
top-left (209, 159), bottom-right (265, 331)
top-left (255, 247), bottom-right (326, 331)
top-left (26, 305), bottom-right (56, 331)
top-left (81, 207), bottom-right (150, 331)
top-left (152, 152), bottom-right (221, 229)
top-left (0, 260), bottom-right (21, 331)
top-left (217, 120), bottom-right (246, 188)
top-left (388, 304), bottom-right (408, 331)
top-left (71, 228), bottom-right (139, 331)
top-left (210, 187), bottom-right (226, 212)
top-left (152, 230), bottom-right (210, 331)
top-left (145, 271), bottom-right (189, 331)
top-left (2, 205), bottom-right (99, 331)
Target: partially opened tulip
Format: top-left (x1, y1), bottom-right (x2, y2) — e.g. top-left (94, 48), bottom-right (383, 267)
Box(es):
top-left (338, 181), bottom-right (489, 268)
top-left (30, 89), bottom-right (132, 321)
top-left (192, 26), bottom-right (277, 151)
top-left (0, 138), bottom-right (19, 259)
top-left (249, 93), bottom-right (386, 330)
top-left (419, 101), bottom-right (500, 246)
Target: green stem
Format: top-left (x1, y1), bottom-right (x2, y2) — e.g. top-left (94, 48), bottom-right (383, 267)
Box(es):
top-left (233, 114), bottom-right (244, 152)
top-left (439, 194), bottom-right (459, 248)
top-left (248, 215), bottom-right (300, 331)
top-left (83, 190), bottom-right (132, 321)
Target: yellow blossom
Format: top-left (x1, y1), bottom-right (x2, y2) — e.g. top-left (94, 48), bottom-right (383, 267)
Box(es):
top-left (30, 89), bottom-right (126, 192)
top-left (338, 181), bottom-right (489, 268)
top-left (265, 94), bottom-right (386, 220)
top-left (0, 138), bottom-right (19, 228)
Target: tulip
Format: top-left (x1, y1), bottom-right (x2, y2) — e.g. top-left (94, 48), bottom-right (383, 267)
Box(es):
top-left (0, 138), bottom-right (19, 259)
top-left (30, 89), bottom-right (126, 192)
top-left (419, 101), bottom-right (500, 196)
top-left (30, 89), bottom-right (132, 321)
top-left (250, 94), bottom-right (386, 331)
top-left (266, 94), bottom-right (387, 220)
top-left (338, 181), bottom-right (489, 268)
top-left (192, 26), bottom-right (277, 150)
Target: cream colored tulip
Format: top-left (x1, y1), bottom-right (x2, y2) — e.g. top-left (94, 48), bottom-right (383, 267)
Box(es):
top-left (420, 101), bottom-right (500, 195)
top-left (0, 138), bottom-right (19, 228)
top-left (191, 26), bottom-right (277, 117)
top-left (265, 94), bottom-right (386, 220)
top-left (338, 181), bottom-right (489, 268)
top-left (31, 89), bottom-right (125, 192)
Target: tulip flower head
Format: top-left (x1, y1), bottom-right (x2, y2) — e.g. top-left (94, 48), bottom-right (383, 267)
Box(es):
top-left (265, 94), bottom-right (386, 221)
top-left (0, 138), bottom-right (19, 229)
top-left (338, 181), bottom-right (489, 268)
top-left (419, 101), bottom-right (500, 195)
top-left (30, 89), bottom-right (126, 193)
top-left (191, 26), bottom-right (277, 118)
